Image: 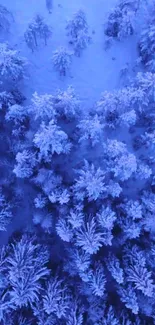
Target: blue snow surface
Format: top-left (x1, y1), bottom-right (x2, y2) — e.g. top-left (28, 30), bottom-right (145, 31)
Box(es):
top-left (0, 0), bottom-right (155, 324)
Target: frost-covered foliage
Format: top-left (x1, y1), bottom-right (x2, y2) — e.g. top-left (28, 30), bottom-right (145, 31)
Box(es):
top-left (78, 114), bottom-right (104, 146)
top-left (53, 86), bottom-right (81, 119)
top-left (24, 15), bottom-right (52, 51)
top-left (86, 262), bottom-right (106, 297)
top-left (73, 160), bottom-right (106, 201)
top-left (73, 29), bottom-right (91, 56)
top-left (13, 150), bottom-right (36, 178)
top-left (66, 9), bottom-right (91, 56)
top-left (29, 91), bottom-right (56, 122)
top-left (5, 104), bottom-right (28, 123)
top-left (104, 139), bottom-right (137, 181)
top-left (33, 120), bottom-right (71, 160)
top-left (32, 168), bottom-right (70, 205)
top-left (0, 191), bottom-right (12, 231)
top-left (66, 9), bottom-right (88, 39)
top-left (29, 86), bottom-right (80, 122)
top-left (7, 235), bottom-right (49, 307)
top-left (56, 217), bottom-right (73, 242)
top-left (43, 276), bottom-right (69, 318)
top-left (2, 7), bottom-right (155, 323)
top-left (118, 284), bottom-right (139, 314)
top-left (96, 206), bottom-right (116, 245)
top-left (0, 43), bottom-right (27, 83)
top-left (106, 253), bottom-right (124, 284)
top-left (75, 217), bottom-right (105, 254)
top-left (138, 11), bottom-right (155, 71)
top-left (0, 235), bottom-right (50, 320)
top-left (52, 47), bottom-right (72, 76)
top-left (104, 0), bottom-right (139, 40)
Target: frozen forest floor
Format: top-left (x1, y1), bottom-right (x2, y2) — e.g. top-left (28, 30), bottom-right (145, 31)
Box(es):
top-left (0, 0), bottom-right (140, 106)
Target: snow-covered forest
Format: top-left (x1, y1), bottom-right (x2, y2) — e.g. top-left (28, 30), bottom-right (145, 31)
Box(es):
top-left (1, 0), bottom-right (155, 323)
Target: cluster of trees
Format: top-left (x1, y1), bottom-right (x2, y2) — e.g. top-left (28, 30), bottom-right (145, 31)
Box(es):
top-left (24, 14), bottom-right (52, 51)
top-left (52, 10), bottom-right (91, 75)
top-left (1, 0), bottom-right (155, 324)
top-left (138, 3), bottom-right (155, 71)
top-left (104, 0), bottom-right (143, 42)
top-left (23, 9), bottom-right (91, 75)
top-left (66, 9), bottom-right (91, 56)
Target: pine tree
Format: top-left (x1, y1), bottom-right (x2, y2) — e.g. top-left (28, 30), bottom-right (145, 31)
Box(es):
top-left (66, 9), bottom-right (88, 40)
top-left (118, 284), bottom-right (139, 314)
top-left (119, 109), bottom-right (136, 127)
top-left (106, 253), bottom-right (124, 284)
top-left (56, 218), bottom-right (73, 242)
top-left (67, 209), bottom-right (84, 229)
top-left (78, 114), bottom-right (104, 146)
top-left (33, 120), bottom-right (71, 161)
top-left (139, 22), bottom-right (155, 71)
top-left (5, 104), bottom-right (28, 123)
top-left (30, 92), bottom-right (56, 121)
top-left (105, 1), bottom-right (135, 40)
top-left (86, 262), bottom-right (106, 297)
top-left (7, 235), bottom-right (49, 307)
top-left (96, 206), bottom-right (116, 246)
top-left (0, 43), bottom-right (27, 83)
top-left (53, 86), bottom-right (80, 119)
top-left (73, 29), bottom-right (91, 56)
top-left (135, 162), bottom-right (152, 180)
top-left (52, 47), bottom-right (72, 76)
top-left (120, 200), bottom-right (143, 220)
top-left (43, 277), bottom-right (69, 318)
top-left (66, 299), bottom-right (84, 325)
top-left (126, 263), bottom-right (155, 297)
top-left (105, 139), bottom-right (137, 181)
top-left (73, 160), bottom-right (106, 201)
top-left (75, 217), bottom-right (104, 254)
top-left (24, 15), bottom-right (52, 51)
top-left (97, 306), bottom-right (120, 325)
top-left (13, 150), bottom-right (36, 178)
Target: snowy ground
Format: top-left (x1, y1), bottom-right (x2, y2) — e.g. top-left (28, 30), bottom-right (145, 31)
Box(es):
top-left (1, 0), bottom-right (139, 108)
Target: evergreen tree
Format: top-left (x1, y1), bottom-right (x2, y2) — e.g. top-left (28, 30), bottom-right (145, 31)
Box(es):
top-left (0, 43), bottom-right (27, 83)
top-left (52, 47), bottom-right (72, 76)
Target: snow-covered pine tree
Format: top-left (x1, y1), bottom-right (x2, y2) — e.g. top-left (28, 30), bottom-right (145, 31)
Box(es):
top-left (105, 0), bottom-right (137, 40)
top-left (118, 284), bottom-right (139, 314)
top-left (66, 9), bottom-right (91, 56)
top-left (30, 92), bottom-right (56, 121)
top-left (7, 235), bottom-right (50, 307)
top-left (53, 86), bottom-right (81, 120)
top-left (33, 120), bottom-right (71, 161)
top-left (13, 150), bottom-right (37, 178)
top-left (52, 47), bottom-right (72, 76)
top-left (75, 217), bottom-right (105, 254)
top-left (73, 29), bottom-right (91, 56)
top-left (73, 160), bottom-right (106, 201)
top-left (24, 15), bottom-right (52, 50)
top-left (78, 114), bottom-right (104, 146)
top-left (66, 9), bottom-right (88, 40)
top-left (0, 43), bottom-right (27, 83)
